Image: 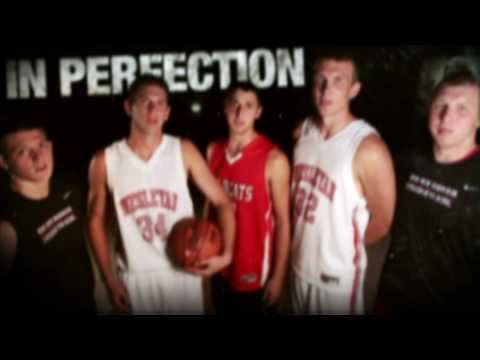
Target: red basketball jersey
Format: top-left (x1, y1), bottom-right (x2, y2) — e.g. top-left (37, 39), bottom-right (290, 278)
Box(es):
top-left (209, 135), bottom-right (276, 292)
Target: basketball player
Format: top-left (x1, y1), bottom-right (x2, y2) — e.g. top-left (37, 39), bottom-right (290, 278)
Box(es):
top-left (377, 56), bottom-right (480, 313)
top-left (87, 75), bottom-right (235, 314)
top-left (207, 82), bottom-right (290, 315)
top-left (0, 115), bottom-right (96, 313)
top-left (290, 49), bottom-right (396, 314)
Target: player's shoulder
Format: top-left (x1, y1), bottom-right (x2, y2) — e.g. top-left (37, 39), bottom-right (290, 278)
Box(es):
top-left (179, 137), bottom-right (197, 152)
top-left (267, 146), bottom-right (290, 175)
top-left (267, 146), bottom-right (288, 162)
top-left (0, 219), bottom-right (16, 241)
top-left (87, 148), bottom-right (109, 183)
top-left (358, 132), bottom-right (385, 151)
top-left (179, 138), bottom-right (205, 168)
top-left (356, 124), bottom-right (391, 154)
top-left (354, 133), bottom-right (393, 173)
top-left (90, 148), bottom-right (107, 170)
top-left (90, 146), bottom-right (107, 164)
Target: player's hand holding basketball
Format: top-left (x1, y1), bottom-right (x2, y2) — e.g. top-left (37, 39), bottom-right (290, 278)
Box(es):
top-left (107, 278), bottom-right (131, 314)
top-left (187, 252), bottom-right (232, 277)
top-left (168, 217), bottom-right (230, 277)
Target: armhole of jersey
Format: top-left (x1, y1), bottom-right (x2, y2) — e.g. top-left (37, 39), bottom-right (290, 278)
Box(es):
top-left (263, 145), bottom-right (276, 200)
top-left (261, 144), bottom-right (276, 288)
top-left (349, 125), bottom-right (379, 204)
top-left (104, 144), bottom-right (114, 193)
top-left (299, 117), bottom-right (309, 139)
top-left (305, 116), bottom-right (314, 132)
top-left (209, 141), bottom-right (223, 170)
top-left (206, 142), bottom-right (214, 166)
top-left (175, 137), bottom-right (190, 187)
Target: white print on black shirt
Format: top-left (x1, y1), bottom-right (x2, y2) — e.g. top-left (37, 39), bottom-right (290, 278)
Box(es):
top-left (37, 206), bottom-right (77, 244)
top-left (405, 173), bottom-right (458, 208)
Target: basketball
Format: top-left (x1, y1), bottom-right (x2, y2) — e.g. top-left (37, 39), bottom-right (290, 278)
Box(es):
top-left (167, 217), bottom-right (222, 269)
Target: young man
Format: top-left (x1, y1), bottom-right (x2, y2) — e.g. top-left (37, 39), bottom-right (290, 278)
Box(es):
top-left (377, 56), bottom-right (480, 313)
top-left (87, 75), bottom-right (235, 314)
top-left (290, 49), bottom-right (396, 314)
top-left (207, 82), bottom-right (291, 315)
top-left (0, 116), bottom-right (96, 313)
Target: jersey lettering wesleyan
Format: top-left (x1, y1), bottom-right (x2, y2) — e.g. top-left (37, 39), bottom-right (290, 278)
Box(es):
top-left (292, 118), bottom-right (377, 312)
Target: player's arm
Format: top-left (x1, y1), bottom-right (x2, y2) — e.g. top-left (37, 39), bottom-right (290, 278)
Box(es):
top-left (0, 220), bottom-right (17, 278)
top-left (264, 149), bottom-right (291, 305)
top-left (181, 139), bottom-right (235, 277)
top-left (354, 134), bottom-right (396, 246)
top-left (201, 142), bottom-right (216, 217)
top-left (87, 150), bottom-right (130, 312)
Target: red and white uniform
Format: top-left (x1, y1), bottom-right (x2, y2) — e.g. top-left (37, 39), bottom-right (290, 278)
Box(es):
top-left (291, 118), bottom-right (377, 314)
top-left (209, 135), bottom-right (275, 292)
top-left (105, 135), bottom-right (204, 314)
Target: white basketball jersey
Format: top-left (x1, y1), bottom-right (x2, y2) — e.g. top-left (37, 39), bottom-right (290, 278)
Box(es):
top-left (291, 118), bottom-right (377, 307)
top-left (105, 135), bottom-right (194, 272)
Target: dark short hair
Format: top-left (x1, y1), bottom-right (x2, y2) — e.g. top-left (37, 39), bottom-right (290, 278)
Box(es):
top-left (419, 56), bottom-right (480, 113)
top-left (432, 57), bottom-right (480, 101)
top-left (224, 81), bottom-right (262, 106)
top-left (0, 111), bottom-right (48, 156)
top-left (311, 47), bottom-right (360, 83)
top-left (127, 74), bottom-right (170, 104)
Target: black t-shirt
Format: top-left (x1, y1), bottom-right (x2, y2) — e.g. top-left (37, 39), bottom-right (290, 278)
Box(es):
top-left (1, 172), bottom-right (96, 313)
top-left (378, 147), bottom-right (480, 312)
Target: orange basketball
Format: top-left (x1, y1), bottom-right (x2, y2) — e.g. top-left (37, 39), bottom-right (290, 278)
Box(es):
top-left (167, 217), bottom-right (222, 269)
